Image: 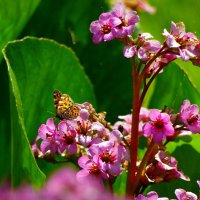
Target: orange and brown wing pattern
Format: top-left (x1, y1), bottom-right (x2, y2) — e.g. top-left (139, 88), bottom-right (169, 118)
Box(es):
top-left (53, 90), bottom-right (80, 120)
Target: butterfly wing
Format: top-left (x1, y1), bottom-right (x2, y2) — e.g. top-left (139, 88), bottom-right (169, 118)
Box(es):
top-left (53, 90), bottom-right (80, 120)
top-left (64, 105), bottom-right (80, 119)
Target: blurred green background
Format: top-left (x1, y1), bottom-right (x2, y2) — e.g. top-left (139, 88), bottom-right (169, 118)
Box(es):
top-left (0, 0), bottom-right (200, 198)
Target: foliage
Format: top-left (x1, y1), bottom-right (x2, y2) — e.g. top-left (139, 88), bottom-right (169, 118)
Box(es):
top-left (0, 0), bottom-right (200, 198)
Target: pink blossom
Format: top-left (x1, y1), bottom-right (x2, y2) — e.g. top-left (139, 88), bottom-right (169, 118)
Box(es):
top-left (137, 39), bottom-right (161, 61)
top-left (175, 189), bottom-right (197, 200)
top-left (37, 118), bottom-right (60, 154)
top-left (90, 12), bottom-right (118, 44)
top-left (155, 151), bottom-right (177, 170)
top-left (123, 45), bottom-right (136, 58)
top-left (136, 191), bottom-right (168, 200)
top-left (180, 99), bottom-right (200, 133)
top-left (163, 21), bottom-right (186, 48)
top-left (76, 155), bottom-right (109, 189)
top-left (57, 121), bottom-right (77, 154)
top-left (111, 2), bottom-right (139, 38)
top-left (144, 151), bottom-right (189, 185)
top-left (143, 109), bottom-right (174, 144)
top-left (163, 21), bottom-right (200, 62)
top-left (88, 140), bottom-right (126, 176)
top-left (114, 114), bottom-right (132, 135)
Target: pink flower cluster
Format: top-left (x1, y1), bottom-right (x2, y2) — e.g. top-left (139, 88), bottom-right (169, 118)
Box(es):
top-left (1, 167), bottom-right (199, 200)
top-left (163, 22), bottom-right (200, 64)
top-left (33, 103), bottom-right (111, 156)
top-left (123, 21), bottom-right (200, 63)
top-left (112, 100), bottom-right (200, 187)
top-left (90, 3), bottom-right (139, 43)
top-left (90, 2), bottom-right (200, 78)
top-left (0, 168), bottom-right (122, 200)
top-left (32, 96), bottom-right (200, 194)
top-left (33, 102), bottom-right (128, 188)
top-left (114, 100), bottom-right (200, 145)
top-left (77, 130), bottom-right (127, 187)
top-left (136, 185), bottom-right (199, 200)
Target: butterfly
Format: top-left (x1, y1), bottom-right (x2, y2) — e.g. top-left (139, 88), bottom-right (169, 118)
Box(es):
top-left (53, 89), bottom-right (80, 120)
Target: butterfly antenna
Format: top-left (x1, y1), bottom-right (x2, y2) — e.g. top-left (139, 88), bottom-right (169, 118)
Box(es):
top-left (47, 110), bottom-right (57, 119)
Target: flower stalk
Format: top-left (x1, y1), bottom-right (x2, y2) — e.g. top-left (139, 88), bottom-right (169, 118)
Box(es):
top-left (126, 57), bottom-right (141, 197)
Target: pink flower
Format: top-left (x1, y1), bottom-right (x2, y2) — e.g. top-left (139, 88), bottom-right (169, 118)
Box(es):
top-left (57, 121), bottom-right (77, 154)
top-left (123, 33), bottom-right (161, 60)
top-left (46, 167), bottom-right (118, 200)
top-left (88, 140), bottom-right (126, 176)
top-left (163, 21), bottom-right (186, 48)
top-left (123, 45), bottom-right (136, 58)
top-left (37, 118), bottom-right (60, 154)
top-left (90, 2), bottom-right (139, 44)
top-left (76, 155), bottom-right (108, 189)
top-left (144, 151), bottom-right (189, 185)
top-left (197, 180), bottom-right (200, 188)
top-left (137, 35), bottom-right (161, 61)
top-left (137, 0), bottom-right (156, 14)
top-left (114, 114), bottom-right (132, 135)
top-left (114, 108), bottom-right (149, 135)
top-left (136, 191), bottom-right (168, 200)
top-left (163, 22), bottom-right (199, 61)
top-left (155, 151), bottom-right (177, 170)
top-left (180, 99), bottom-right (200, 133)
top-left (90, 12), bottom-right (118, 44)
top-left (111, 2), bottom-right (139, 38)
top-left (143, 109), bottom-right (174, 143)
top-left (175, 189), bottom-right (197, 200)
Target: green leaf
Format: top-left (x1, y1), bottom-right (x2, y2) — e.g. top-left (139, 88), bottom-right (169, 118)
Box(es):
top-left (0, 0), bottom-right (40, 56)
top-left (78, 41), bottom-right (133, 123)
top-left (175, 60), bottom-right (200, 96)
top-left (3, 37), bottom-right (96, 186)
top-left (18, 0), bottom-right (132, 123)
top-left (0, 0), bottom-right (41, 182)
top-left (3, 48), bottom-right (46, 187)
top-left (148, 62), bottom-right (200, 111)
top-left (20, 0), bottom-right (108, 46)
top-left (113, 171), bottom-right (127, 196)
top-left (0, 61), bottom-right (11, 181)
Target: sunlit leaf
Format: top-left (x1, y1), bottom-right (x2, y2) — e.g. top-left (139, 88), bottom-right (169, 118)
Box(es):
top-left (3, 37), bottom-right (96, 185)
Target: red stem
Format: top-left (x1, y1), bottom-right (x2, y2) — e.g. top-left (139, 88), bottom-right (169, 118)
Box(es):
top-left (131, 140), bottom-right (155, 194)
top-left (139, 65), bottom-right (166, 108)
top-left (126, 57), bottom-right (141, 197)
top-left (126, 45), bottom-right (171, 197)
top-left (139, 46), bottom-right (166, 83)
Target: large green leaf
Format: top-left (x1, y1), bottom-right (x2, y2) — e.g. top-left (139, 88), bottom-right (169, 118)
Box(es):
top-left (176, 60), bottom-right (200, 96)
top-left (0, 0), bottom-right (40, 55)
top-left (18, 0), bottom-right (126, 122)
top-left (8, 64), bottom-right (46, 187)
top-left (0, 61), bottom-right (11, 182)
top-left (20, 0), bottom-right (108, 46)
top-left (3, 37), bottom-right (96, 186)
top-left (18, 0), bottom-right (133, 123)
top-left (0, 0), bottom-right (41, 182)
top-left (78, 41), bottom-right (133, 123)
top-left (148, 62), bottom-right (200, 111)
